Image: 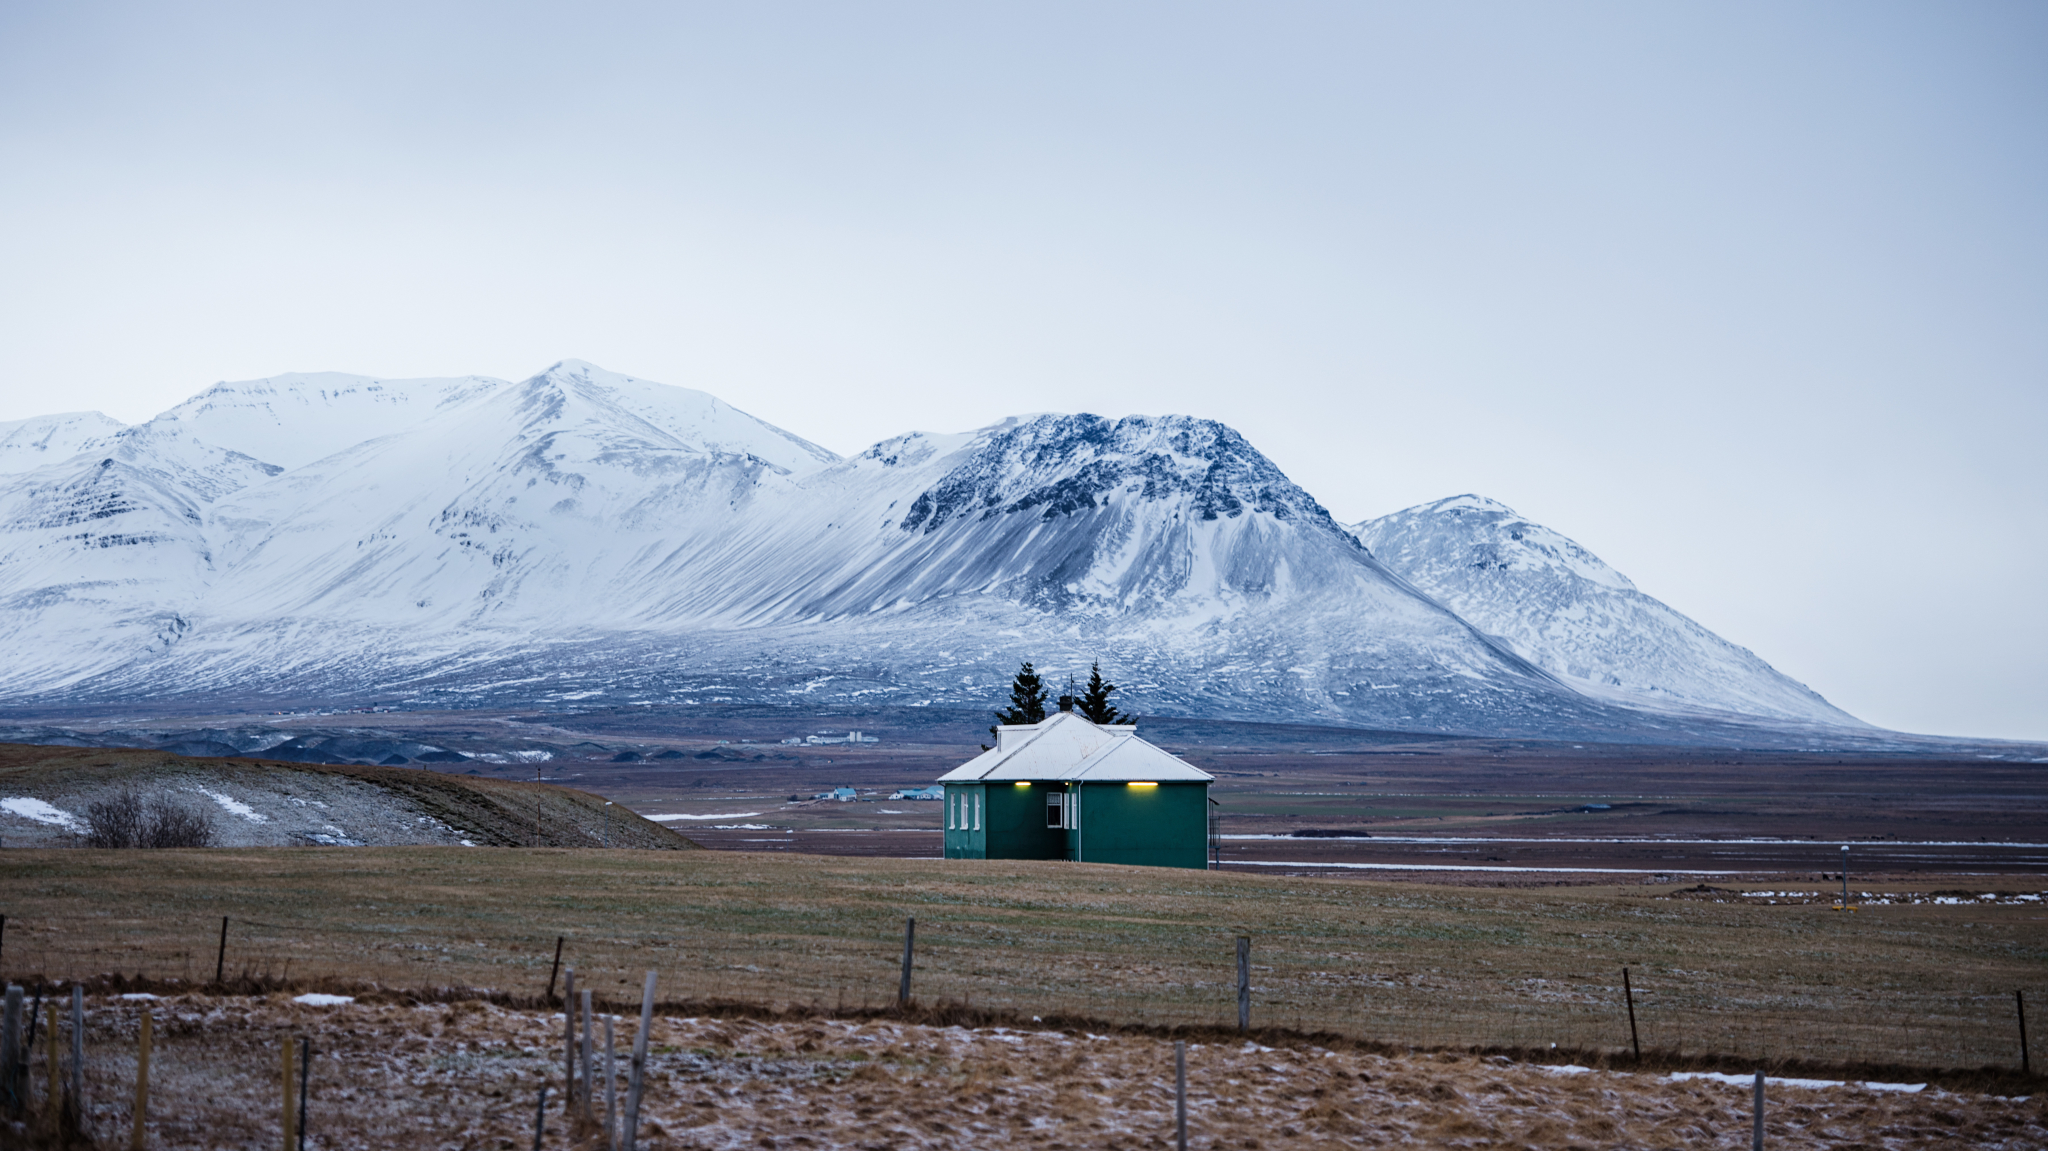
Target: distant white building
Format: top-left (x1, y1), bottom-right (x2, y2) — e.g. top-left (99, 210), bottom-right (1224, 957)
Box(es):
top-left (790, 731), bottom-right (880, 746)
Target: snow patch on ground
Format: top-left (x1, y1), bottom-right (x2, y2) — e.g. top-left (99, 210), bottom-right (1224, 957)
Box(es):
top-left (649, 812), bottom-right (762, 821)
top-left (1669, 1071), bottom-right (1926, 1093)
top-left (292, 993), bottom-right (355, 1007)
top-left (1, 796), bottom-right (82, 829)
top-left (194, 786), bottom-right (268, 823)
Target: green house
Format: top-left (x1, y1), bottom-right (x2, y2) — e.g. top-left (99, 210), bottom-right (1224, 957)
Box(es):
top-left (939, 711), bottom-right (1214, 870)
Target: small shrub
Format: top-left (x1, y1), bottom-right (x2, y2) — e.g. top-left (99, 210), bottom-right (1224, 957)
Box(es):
top-left (82, 788), bottom-right (216, 848)
top-left (144, 798), bottom-right (216, 848)
top-left (84, 789), bottom-right (146, 848)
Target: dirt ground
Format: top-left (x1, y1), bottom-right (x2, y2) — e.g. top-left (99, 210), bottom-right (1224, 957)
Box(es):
top-left (7, 993), bottom-right (2043, 1150)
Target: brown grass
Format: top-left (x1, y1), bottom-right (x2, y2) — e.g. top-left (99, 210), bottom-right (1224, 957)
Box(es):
top-left (2, 847), bottom-right (2043, 1080)
top-left (8, 994), bottom-right (2044, 1150)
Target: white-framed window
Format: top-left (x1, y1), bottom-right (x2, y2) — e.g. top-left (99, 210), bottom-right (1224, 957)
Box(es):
top-left (946, 792), bottom-right (956, 830)
top-left (1047, 792), bottom-right (1064, 829)
top-left (973, 793), bottom-right (981, 831)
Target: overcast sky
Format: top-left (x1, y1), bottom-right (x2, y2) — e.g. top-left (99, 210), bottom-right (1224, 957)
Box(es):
top-left (2, 2), bottom-right (2043, 740)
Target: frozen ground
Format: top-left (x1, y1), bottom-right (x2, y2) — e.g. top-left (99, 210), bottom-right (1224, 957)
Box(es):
top-left (12, 993), bottom-right (2042, 1149)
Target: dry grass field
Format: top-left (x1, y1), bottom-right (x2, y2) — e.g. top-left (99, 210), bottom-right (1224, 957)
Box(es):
top-left (2, 847), bottom-right (2042, 1082)
top-left (9, 993), bottom-right (2044, 1150)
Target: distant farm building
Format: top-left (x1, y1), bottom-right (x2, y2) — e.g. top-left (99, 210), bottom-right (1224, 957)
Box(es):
top-left (938, 712), bottom-right (1213, 870)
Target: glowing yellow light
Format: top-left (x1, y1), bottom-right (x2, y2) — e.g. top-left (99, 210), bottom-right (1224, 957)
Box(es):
top-left (1014, 781), bottom-right (1031, 788)
top-left (1127, 781), bottom-right (1158, 788)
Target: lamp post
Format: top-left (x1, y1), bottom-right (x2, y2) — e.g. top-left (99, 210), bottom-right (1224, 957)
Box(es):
top-left (604, 801), bottom-right (613, 848)
top-left (1839, 845), bottom-right (1849, 909)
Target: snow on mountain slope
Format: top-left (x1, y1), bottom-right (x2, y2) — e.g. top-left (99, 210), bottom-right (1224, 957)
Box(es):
top-left (1351, 495), bottom-right (1862, 726)
top-left (194, 360), bottom-right (821, 633)
top-left (0, 422), bottom-right (282, 691)
top-left (124, 396), bottom-right (1582, 733)
top-left (148, 372), bottom-right (509, 470)
top-left (555, 412), bottom-right (1591, 733)
top-left (0, 412), bottom-right (127, 474)
top-left (146, 360), bottom-right (836, 475)
top-left (0, 361), bottom-right (1862, 738)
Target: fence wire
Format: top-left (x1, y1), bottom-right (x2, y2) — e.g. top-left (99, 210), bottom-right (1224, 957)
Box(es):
top-left (0, 911), bottom-right (2034, 1072)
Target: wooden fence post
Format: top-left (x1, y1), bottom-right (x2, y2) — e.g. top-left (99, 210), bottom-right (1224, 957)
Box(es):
top-left (216, 917), bottom-right (230, 986)
top-left (131, 1003), bottom-right (150, 1151)
top-left (66, 987), bottom-right (84, 1136)
top-left (2019, 990), bottom-right (2031, 1075)
top-left (898, 918), bottom-right (915, 1007)
top-left (604, 1014), bottom-right (619, 1151)
top-left (562, 969), bottom-right (576, 1114)
top-left (297, 1037), bottom-right (311, 1151)
top-left (1751, 1070), bottom-right (1764, 1151)
top-left (545, 937), bottom-right (564, 1005)
top-left (2, 984), bottom-right (21, 1120)
top-left (1174, 1040), bottom-right (1187, 1151)
top-left (623, 971), bottom-right (657, 1151)
top-left (1623, 967), bottom-right (1641, 1059)
top-left (531, 1086), bottom-right (548, 1151)
top-left (1236, 937), bottom-right (1250, 1032)
top-left (580, 989), bottom-right (594, 1120)
top-left (280, 1036), bottom-right (295, 1151)
top-left (44, 1003), bottom-right (59, 1125)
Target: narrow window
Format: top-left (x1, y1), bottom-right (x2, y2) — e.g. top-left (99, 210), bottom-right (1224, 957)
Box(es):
top-left (1047, 793), bottom-right (1063, 829)
top-left (973, 793), bottom-right (982, 831)
top-left (947, 793), bottom-right (956, 830)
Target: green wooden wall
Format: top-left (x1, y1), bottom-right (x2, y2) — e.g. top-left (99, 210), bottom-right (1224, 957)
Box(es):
top-left (945, 780), bottom-right (1208, 869)
top-left (1064, 781), bottom-right (1209, 870)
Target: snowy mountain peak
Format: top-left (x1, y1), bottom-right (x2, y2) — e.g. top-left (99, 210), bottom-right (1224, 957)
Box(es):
top-left (517, 360), bottom-right (838, 474)
top-left (0, 411), bottom-right (128, 474)
top-left (1363, 496), bottom-right (1635, 593)
top-left (1354, 497), bottom-right (1859, 726)
top-left (1423, 493), bottom-right (1519, 517)
top-left (898, 413), bottom-right (1342, 538)
top-left (150, 371), bottom-right (511, 471)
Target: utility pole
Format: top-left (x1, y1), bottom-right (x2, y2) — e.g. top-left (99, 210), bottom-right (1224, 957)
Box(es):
top-left (535, 764), bottom-right (543, 848)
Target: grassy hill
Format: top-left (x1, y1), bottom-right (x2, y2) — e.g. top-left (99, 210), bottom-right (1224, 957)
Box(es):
top-left (0, 742), bottom-right (695, 849)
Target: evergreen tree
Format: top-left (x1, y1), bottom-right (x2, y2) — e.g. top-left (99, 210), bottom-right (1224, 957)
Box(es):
top-left (992, 660), bottom-right (1050, 733)
top-left (1077, 661), bottom-right (1131, 725)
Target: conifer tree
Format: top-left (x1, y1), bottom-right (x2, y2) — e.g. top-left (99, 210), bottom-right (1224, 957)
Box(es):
top-left (1076, 661), bottom-right (1130, 725)
top-left (992, 660), bottom-right (1049, 733)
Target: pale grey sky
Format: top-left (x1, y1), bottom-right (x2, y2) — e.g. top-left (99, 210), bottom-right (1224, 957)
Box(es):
top-left (2, 2), bottom-right (2044, 740)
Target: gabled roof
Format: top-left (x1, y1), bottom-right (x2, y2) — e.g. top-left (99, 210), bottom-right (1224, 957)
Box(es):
top-left (937, 711), bottom-right (1212, 783)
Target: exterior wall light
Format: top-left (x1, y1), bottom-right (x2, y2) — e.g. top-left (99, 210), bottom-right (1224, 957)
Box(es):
top-left (1128, 781), bottom-right (1158, 788)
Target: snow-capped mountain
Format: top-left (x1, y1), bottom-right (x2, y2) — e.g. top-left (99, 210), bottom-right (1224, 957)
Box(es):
top-left (0, 362), bottom-right (1863, 738)
top-left (1351, 495), bottom-right (1862, 727)
top-left (0, 411), bottom-right (126, 474)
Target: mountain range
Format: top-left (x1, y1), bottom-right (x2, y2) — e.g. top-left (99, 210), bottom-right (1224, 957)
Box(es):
top-left (0, 360), bottom-right (1865, 742)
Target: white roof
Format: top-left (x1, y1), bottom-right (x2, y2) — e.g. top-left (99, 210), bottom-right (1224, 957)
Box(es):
top-left (937, 711), bottom-right (1212, 783)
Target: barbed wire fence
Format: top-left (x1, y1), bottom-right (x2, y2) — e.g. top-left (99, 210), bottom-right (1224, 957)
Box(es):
top-left (0, 909), bottom-right (2035, 1074)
